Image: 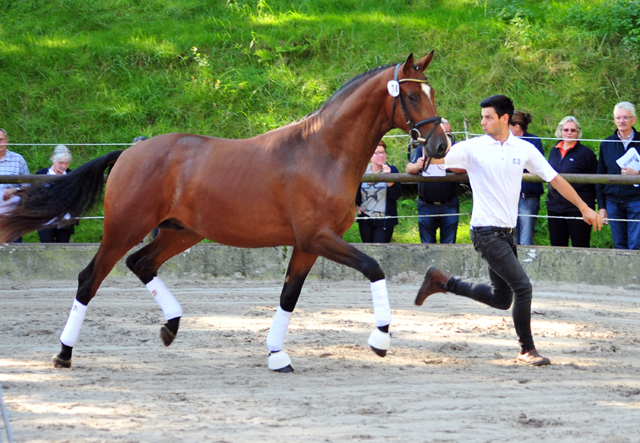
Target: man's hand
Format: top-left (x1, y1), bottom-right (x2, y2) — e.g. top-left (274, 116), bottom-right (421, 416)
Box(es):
top-left (621, 167), bottom-right (640, 175)
top-left (2, 187), bottom-right (18, 201)
top-left (582, 207), bottom-right (603, 231)
top-left (550, 174), bottom-right (602, 231)
top-left (406, 157), bottom-right (426, 174)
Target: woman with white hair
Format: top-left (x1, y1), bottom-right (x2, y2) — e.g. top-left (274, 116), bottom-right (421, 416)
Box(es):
top-left (547, 116), bottom-right (598, 247)
top-left (36, 145), bottom-right (78, 242)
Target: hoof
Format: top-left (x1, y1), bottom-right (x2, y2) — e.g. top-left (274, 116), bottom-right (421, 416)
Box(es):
top-left (268, 351), bottom-right (294, 372)
top-left (370, 346), bottom-right (387, 357)
top-left (52, 354), bottom-right (71, 368)
top-left (367, 329), bottom-right (390, 358)
top-left (160, 325), bottom-right (176, 347)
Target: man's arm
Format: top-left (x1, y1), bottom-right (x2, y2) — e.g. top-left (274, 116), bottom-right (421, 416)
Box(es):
top-left (3, 187), bottom-right (19, 201)
top-left (406, 142), bottom-right (460, 173)
top-left (20, 158), bottom-right (30, 175)
top-left (406, 153), bottom-right (449, 173)
top-left (406, 157), bottom-right (425, 174)
top-left (549, 174), bottom-right (603, 231)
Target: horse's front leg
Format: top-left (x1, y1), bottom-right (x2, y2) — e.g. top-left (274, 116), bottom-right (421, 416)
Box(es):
top-left (267, 247), bottom-right (318, 372)
top-left (302, 228), bottom-right (391, 357)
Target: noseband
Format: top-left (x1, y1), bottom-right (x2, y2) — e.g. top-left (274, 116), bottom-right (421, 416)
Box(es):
top-left (388, 63), bottom-right (442, 171)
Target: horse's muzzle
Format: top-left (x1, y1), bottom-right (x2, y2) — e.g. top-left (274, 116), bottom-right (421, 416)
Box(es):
top-left (423, 138), bottom-right (449, 159)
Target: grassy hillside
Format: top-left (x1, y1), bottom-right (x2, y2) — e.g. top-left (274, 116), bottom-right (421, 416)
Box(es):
top-left (1, 0), bottom-right (639, 245)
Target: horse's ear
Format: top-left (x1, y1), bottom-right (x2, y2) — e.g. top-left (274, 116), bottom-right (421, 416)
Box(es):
top-left (415, 50), bottom-right (435, 72)
top-left (401, 53), bottom-right (415, 75)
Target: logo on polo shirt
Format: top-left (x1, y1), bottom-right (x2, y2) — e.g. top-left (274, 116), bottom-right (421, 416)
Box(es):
top-left (512, 158), bottom-right (521, 165)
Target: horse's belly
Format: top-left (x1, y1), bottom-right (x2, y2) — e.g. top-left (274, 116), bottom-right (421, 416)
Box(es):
top-left (195, 212), bottom-right (297, 248)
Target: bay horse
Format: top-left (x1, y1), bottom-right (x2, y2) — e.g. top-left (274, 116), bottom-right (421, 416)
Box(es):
top-left (0, 52), bottom-right (449, 372)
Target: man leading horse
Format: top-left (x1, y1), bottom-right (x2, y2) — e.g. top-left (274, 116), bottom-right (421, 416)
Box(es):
top-left (415, 94), bottom-right (602, 366)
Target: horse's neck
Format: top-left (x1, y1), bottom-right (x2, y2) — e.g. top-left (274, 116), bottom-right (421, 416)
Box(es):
top-left (260, 70), bottom-right (393, 183)
top-left (308, 83), bottom-right (392, 170)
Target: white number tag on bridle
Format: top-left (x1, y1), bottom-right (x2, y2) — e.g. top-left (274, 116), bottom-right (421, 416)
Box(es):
top-left (387, 80), bottom-right (400, 97)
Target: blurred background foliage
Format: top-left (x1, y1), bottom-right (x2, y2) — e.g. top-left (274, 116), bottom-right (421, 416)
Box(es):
top-left (1, 0), bottom-right (638, 245)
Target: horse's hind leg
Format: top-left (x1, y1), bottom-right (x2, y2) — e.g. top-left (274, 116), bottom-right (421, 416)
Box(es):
top-left (301, 228), bottom-right (391, 357)
top-left (125, 228), bottom-right (204, 346)
top-left (53, 233), bottom-right (147, 368)
top-left (266, 247), bottom-right (318, 372)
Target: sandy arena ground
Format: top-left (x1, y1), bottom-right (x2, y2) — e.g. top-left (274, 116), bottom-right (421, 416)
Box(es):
top-left (1, 273), bottom-right (639, 443)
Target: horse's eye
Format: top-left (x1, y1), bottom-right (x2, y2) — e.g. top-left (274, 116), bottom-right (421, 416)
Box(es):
top-left (408, 93), bottom-right (418, 102)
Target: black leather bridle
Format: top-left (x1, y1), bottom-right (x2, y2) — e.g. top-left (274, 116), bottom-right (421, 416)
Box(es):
top-left (388, 62), bottom-right (442, 171)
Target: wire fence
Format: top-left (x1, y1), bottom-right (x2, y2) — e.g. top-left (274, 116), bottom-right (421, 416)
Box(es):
top-left (382, 129), bottom-right (629, 145)
top-left (353, 212), bottom-right (639, 223)
top-left (0, 128), bottom-right (632, 147)
top-left (2, 137), bottom-right (640, 227)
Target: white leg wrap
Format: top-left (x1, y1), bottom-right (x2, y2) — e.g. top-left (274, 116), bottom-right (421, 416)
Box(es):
top-left (368, 329), bottom-right (391, 351)
top-left (268, 351), bottom-right (293, 371)
top-left (371, 279), bottom-right (392, 327)
top-left (60, 299), bottom-right (88, 348)
top-left (146, 277), bottom-right (183, 321)
top-left (266, 306), bottom-right (292, 352)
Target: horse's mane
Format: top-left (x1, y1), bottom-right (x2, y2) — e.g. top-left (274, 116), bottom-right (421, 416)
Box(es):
top-left (320, 64), bottom-right (394, 111)
top-left (275, 63), bottom-right (395, 132)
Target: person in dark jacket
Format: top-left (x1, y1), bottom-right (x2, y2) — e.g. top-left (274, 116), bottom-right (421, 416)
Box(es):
top-left (597, 101), bottom-right (640, 249)
top-left (510, 110), bottom-right (544, 245)
top-left (406, 118), bottom-right (464, 243)
top-left (355, 140), bottom-right (401, 243)
top-left (36, 144), bottom-right (77, 243)
top-left (547, 116), bottom-right (598, 247)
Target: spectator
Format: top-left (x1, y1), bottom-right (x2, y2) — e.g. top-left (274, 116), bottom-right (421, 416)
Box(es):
top-left (0, 128), bottom-right (30, 242)
top-left (597, 102), bottom-right (640, 249)
top-left (406, 118), bottom-right (463, 244)
top-left (355, 140), bottom-right (401, 243)
top-left (510, 111), bottom-right (544, 245)
top-left (547, 117), bottom-right (598, 247)
top-left (36, 145), bottom-right (78, 243)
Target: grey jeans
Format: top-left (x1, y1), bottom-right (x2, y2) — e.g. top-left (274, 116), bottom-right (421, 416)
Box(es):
top-left (445, 228), bottom-right (535, 353)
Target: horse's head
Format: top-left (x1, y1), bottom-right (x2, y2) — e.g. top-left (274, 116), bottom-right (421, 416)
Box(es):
top-left (388, 52), bottom-right (449, 159)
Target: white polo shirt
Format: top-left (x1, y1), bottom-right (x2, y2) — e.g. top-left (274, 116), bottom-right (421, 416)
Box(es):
top-left (444, 132), bottom-right (558, 228)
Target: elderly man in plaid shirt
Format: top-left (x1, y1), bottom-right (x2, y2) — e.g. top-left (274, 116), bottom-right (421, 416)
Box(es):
top-left (0, 128), bottom-right (30, 241)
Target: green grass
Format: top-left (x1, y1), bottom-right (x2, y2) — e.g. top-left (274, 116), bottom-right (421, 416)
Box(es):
top-left (1, 0), bottom-right (638, 245)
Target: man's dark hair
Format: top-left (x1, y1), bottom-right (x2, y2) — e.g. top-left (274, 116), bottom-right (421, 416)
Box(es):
top-left (480, 95), bottom-right (514, 123)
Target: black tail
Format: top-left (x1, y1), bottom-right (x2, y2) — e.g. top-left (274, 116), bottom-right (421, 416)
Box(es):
top-left (0, 150), bottom-right (123, 242)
